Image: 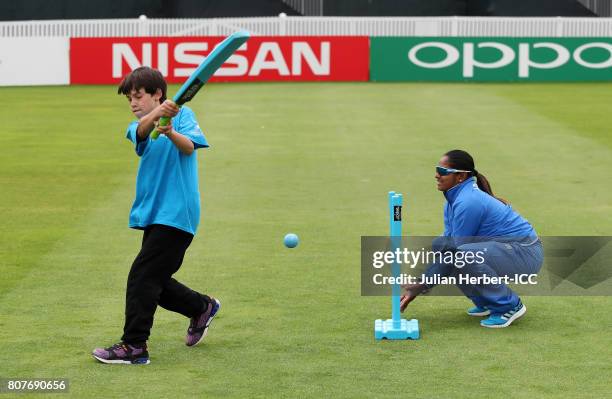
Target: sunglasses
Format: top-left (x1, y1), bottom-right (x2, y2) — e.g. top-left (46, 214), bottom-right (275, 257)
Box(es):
top-left (436, 166), bottom-right (471, 176)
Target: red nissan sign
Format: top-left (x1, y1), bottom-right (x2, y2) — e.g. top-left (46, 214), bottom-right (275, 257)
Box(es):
top-left (70, 36), bottom-right (369, 83)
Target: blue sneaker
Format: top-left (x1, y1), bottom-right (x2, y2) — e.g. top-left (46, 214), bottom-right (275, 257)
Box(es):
top-left (480, 301), bottom-right (527, 328)
top-left (467, 306), bottom-right (491, 317)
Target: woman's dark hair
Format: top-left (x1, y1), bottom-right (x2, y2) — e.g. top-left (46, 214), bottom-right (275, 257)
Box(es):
top-left (445, 149), bottom-right (508, 204)
top-left (117, 66), bottom-right (167, 103)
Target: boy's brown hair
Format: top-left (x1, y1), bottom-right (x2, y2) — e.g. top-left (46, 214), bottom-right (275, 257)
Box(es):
top-left (117, 66), bottom-right (167, 103)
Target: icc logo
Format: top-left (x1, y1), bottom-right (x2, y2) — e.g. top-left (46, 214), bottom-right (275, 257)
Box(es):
top-left (394, 205), bottom-right (402, 221)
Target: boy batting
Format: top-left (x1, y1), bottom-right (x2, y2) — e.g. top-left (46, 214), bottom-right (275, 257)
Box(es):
top-left (92, 66), bottom-right (220, 365)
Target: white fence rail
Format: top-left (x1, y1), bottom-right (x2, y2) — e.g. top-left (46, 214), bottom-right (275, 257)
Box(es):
top-left (2, 17), bottom-right (612, 38)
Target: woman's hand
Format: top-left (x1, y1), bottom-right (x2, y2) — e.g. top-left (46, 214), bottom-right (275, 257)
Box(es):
top-left (400, 283), bottom-right (429, 312)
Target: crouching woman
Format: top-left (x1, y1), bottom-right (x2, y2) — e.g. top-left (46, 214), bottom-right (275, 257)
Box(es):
top-left (401, 150), bottom-right (543, 328)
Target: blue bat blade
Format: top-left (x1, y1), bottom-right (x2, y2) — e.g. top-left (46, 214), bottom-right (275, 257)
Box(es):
top-left (173, 30), bottom-right (250, 105)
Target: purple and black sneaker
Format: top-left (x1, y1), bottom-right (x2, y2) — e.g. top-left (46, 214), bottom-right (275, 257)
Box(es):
top-left (186, 298), bottom-right (221, 347)
top-left (92, 342), bottom-right (150, 365)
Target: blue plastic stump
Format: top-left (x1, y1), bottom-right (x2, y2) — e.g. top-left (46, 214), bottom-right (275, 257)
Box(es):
top-left (374, 191), bottom-right (420, 340)
top-left (374, 318), bottom-right (420, 340)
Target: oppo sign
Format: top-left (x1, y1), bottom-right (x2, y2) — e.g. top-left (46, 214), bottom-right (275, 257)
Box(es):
top-left (370, 37), bottom-right (612, 81)
top-left (407, 41), bottom-right (612, 78)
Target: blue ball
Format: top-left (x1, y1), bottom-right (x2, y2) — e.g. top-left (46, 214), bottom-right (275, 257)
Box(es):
top-left (284, 233), bottom-right (299, 248)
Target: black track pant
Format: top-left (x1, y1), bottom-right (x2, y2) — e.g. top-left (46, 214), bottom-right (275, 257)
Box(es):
top-left (122, 224), bottom-right (210, 344)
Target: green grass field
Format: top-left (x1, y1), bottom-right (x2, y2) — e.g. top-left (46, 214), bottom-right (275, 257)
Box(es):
top-left (1, 82), bottom-right (611, 398)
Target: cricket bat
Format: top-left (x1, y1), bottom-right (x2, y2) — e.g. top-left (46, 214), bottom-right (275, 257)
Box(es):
top-left (151, 30), bottom-right (250, 139)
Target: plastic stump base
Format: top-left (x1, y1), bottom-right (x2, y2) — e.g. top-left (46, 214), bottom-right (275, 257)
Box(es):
top-left (374, 318), bottom-right (420, 340)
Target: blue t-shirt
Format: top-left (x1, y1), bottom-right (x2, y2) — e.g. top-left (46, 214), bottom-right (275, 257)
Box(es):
top-left (125, 106), bottom-right (208, 235)
top-left (424, 178), bottom-right (539, 284)
top-left (442, 178), bottom-right (536, 245)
